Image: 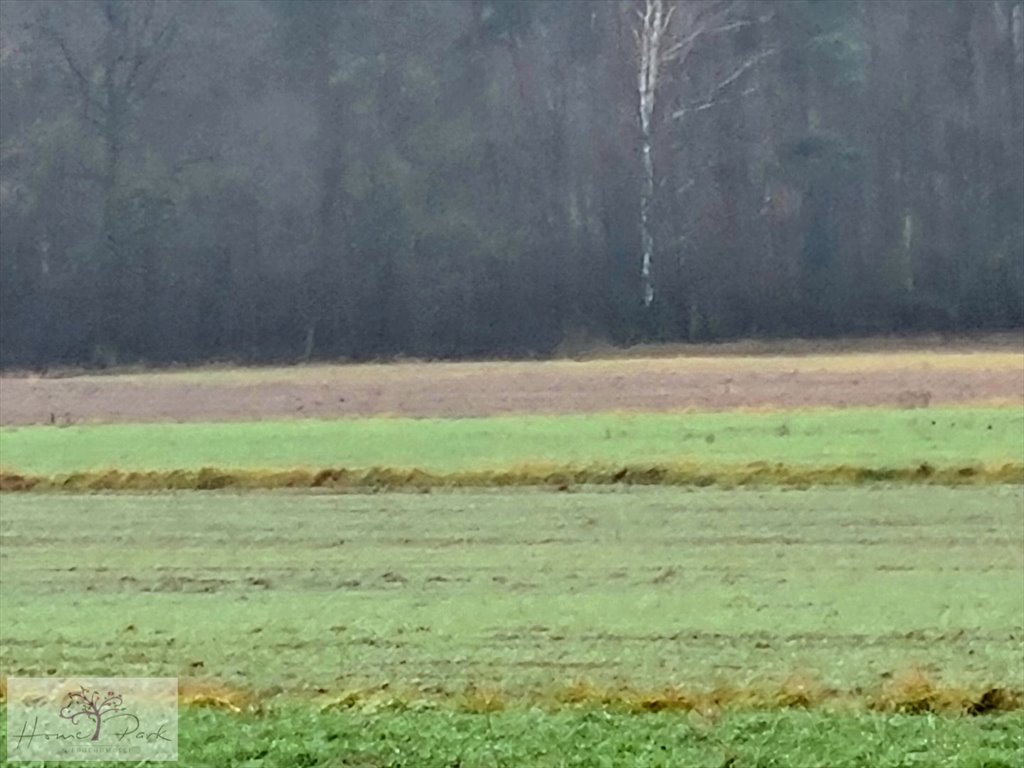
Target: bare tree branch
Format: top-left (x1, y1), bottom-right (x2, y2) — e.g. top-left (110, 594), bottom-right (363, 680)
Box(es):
top-left (136, 0), bottom-right (155, 43)
top-left (52, 33), bottom-right (89, 92)
top-left (38, 18), bottom-right (107, 122)
top-left (664, 18), bottom-right (760, 60)
top-left (125, 12), bottom-right (172, 87)
top-left (126, 12), bottom-right (178, 101)
top-left (671, 48), bottom-right (778, 120)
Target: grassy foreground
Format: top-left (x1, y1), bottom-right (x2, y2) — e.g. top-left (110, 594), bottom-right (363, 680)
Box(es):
top-left (1, 407), bottom-right (1021, 476)
top-left (3, 488), bottom-right (1023, 765)
top-left (3, 488), bottom-right (1021, 697)
top-left (1, 706), bottom-right (1022, 767)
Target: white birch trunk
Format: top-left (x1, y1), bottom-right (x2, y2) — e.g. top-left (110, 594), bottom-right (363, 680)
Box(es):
top-left (1013, 3), bottom-right (1023, 69)
top-left (640, 134), bottom-right (656, 307)
top-left (636, 0), bottom-right (669, 308)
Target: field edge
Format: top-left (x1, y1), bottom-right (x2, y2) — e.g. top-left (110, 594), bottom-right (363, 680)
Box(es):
top-left (2, 459), bottom-right (1022, 492)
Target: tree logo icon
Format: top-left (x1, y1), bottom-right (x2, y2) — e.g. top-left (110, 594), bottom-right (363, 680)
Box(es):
top-left (58, 685), bottom-right (134, 742)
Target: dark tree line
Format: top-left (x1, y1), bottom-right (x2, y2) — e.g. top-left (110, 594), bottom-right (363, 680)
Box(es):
top-left (1, 0), bottom-right (1022, 367)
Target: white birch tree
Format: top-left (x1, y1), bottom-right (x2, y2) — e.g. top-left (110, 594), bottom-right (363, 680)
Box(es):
top-left (633, 0), bottom-right (772, 309)
top-left (634, 0), bottom-right (671, 308)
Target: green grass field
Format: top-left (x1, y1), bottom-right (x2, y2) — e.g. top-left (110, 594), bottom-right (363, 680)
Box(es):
top-left (2, 406), bottom-right (1021, 476)
top-left (2, 487), bottom-right (1023, 765)
top-left (3, 706), bottom-right (1022, 767)
top-left (3, 488), bottom-right (1022, 694)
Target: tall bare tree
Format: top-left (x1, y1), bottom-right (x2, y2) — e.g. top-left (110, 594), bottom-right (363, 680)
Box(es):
top-left (633, 0), bottom-right (769, 310)
top-left (39, 0), bottom-right (178, 350)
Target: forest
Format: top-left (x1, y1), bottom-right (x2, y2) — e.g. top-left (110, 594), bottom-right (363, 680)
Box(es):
top-left (1, 0), bottom-right (1022, 367)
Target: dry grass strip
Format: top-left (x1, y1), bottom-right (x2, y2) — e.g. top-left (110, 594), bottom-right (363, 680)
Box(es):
top-left (2, 461), bottom-right (1021, 493)
top-left (2, 672), bottom-right (1020, 716)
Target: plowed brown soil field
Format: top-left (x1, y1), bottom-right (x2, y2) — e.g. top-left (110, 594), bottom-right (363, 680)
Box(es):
top-left (1, 340), bottom-right (1021, 425)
